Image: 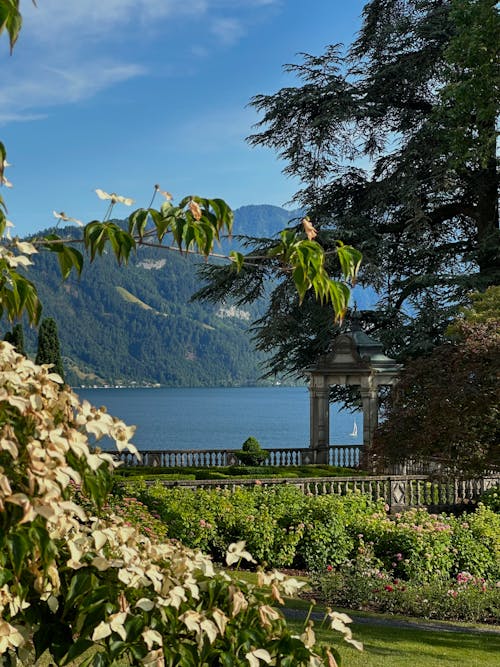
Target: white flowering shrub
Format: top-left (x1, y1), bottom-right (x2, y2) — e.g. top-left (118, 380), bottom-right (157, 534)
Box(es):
top-left (0, 343), bottom-right (359, 666)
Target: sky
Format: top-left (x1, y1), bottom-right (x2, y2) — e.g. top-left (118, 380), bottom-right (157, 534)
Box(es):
top-left (1, 0), bottom-right (367, 237)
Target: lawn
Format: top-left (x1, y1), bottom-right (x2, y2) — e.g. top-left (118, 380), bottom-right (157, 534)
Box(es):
top-left (230, 571), bottom-right (500, 667)
top-left (286, 611), bottom-right (500, 667)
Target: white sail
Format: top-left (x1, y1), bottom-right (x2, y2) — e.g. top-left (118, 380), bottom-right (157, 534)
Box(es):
top-left (350, 421), bottom-right (358, 437)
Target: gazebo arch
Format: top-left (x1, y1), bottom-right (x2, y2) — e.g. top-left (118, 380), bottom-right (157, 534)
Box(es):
top-left (306, 324), bottom-right (401, 464)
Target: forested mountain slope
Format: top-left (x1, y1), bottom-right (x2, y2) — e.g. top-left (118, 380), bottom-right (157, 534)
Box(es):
top-left (19, 205), bottom-right (297, 387)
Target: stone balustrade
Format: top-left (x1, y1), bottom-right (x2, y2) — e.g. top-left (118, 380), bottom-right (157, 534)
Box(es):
top-left (114, 444), bottom-right (364, 469)
top-left (138, 474), bottom-right (499, 513)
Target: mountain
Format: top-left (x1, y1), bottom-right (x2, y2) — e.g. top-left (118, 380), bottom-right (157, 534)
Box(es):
top-left (17, 205), bottom-right (299, 387)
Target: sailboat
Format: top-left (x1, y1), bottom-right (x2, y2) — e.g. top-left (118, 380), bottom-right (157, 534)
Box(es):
top-left (349, 420), bottom-right (358, 437)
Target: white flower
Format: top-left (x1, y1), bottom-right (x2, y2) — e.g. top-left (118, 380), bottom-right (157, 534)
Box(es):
top-left (245, 648), bottom-right (272, 667)
top-left (136, 598), bottom-right (155, 612)
top-left (92, 612), bottom-right (128, 641)
top-left (0, 621), bottom-right (24, 653)
top-left (95, 188), bottom-right (134, 206)
top-left (302, 216), bottom-right (318, 240)
top-left (226, 540), bottom-right (256, 566)
top-left (15, 241), bottom-right (37, 255)
top-left (141, 629), bottom-right (163, 650)
top-left (155, 184), bottom-right (173, 200)
top-left (53, 211), bottom-right (83, 226)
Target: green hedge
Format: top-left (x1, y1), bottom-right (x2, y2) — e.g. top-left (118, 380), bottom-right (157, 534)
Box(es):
top-left (116, 464), bottom-right (362, 479)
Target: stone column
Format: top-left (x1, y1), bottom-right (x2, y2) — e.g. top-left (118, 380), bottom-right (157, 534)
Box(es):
top-left (360, 379), bottom-right (378, 448)
top-left (309, 378), bottom-right (330, 464)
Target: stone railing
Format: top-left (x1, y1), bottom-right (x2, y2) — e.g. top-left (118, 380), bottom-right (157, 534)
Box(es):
top-left (115, 444), bottom-right (364, 469)
top-left (139, 474), bottom-right (500, 513)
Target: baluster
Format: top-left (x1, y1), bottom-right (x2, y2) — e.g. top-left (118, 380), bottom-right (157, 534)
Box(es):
top-left (447, 479), bottom-right (453, 506)
top-left (417, 480), bottom-right (423, 506)
top-left (410, 479), bottom-right (417, 506)
top-left (424, 482), bottom-right (433, 505)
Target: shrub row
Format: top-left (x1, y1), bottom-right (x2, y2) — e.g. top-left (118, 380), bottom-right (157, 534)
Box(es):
top-left (123, 482), bottom-right (500, 581)
top-left (115, 464), bottom-right (362, 480)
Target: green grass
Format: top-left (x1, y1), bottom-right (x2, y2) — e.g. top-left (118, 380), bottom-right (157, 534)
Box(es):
top-left (288, 616), bottom-right (500, 667)
top-left (229, 573), bottom-right (500, 667)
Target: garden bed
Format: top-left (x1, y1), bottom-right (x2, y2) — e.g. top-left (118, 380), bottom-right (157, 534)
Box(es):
top-left (108, 480), bottom-right (500, 624)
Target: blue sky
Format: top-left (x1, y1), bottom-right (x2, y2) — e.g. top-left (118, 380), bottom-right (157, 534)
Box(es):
top-left (1, 0), bottom-right (366, 236)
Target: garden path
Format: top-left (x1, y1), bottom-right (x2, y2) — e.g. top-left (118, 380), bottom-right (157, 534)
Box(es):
top-left (283, 609), bottom-right (500, 636)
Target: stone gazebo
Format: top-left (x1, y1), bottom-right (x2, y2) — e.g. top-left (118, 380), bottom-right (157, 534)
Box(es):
top-left (306, 324), bottom-right (402, 464)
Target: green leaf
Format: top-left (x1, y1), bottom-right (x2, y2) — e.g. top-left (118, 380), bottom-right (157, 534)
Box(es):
top-left (66, 569), bottom-right (95, 606)
top-left (0, 140), bottom-right (6, 181)
top-left (336, 241), bottom-right (362, 281)
top-left (327, 280), bottom-right (350, 321)
top-left (229, 250), bottom-right (244, 272)
top-left (28, 521), bottom-right (57, 563)
top-left (0, 0), bottom-right (23, 53)
top-left (91, 652), bottom-right (108, 667)
top-left (128, 208), bottom-right (149, 238)
top-left (108, 639), bottom-right (128, 660)
top-left (84, 221), bottom-right (108, 261)
top-left (7, 532), bottom-right (29, 577)
top-left (0, 269), bottom-right (41, 325)
top-left (84, 222), bottom-right (135, 264)
top-left (292, 264), bottom-right (308, 303)
top-left (59, 246), bottom-right (84, 279)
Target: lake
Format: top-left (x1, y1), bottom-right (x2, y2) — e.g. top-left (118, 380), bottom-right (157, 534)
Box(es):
top-left (76, 386), bottom-right (362, 451)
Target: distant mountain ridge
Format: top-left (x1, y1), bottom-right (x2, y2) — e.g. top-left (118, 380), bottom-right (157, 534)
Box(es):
top-left (19, 205), bottom-right (299, 387)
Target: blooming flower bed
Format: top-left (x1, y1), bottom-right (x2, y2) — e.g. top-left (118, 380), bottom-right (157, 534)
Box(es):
top-left (127, 480), bottom-right (500, 622)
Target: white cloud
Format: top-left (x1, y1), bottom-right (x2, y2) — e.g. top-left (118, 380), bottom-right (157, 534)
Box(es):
top-left (21, 0), bottom-right (280, 44)
top-left (0, 112), bottom-right (47, 125)
top-left (0, 62), bottom-right (145, 123)
top-left (0, 0), bottom-right (283, 123)
top-left (22, 0), bottom-right (209, 43)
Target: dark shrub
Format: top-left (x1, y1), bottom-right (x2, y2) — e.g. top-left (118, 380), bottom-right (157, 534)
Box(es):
top-left (235, 436), bottom-right (269, 466)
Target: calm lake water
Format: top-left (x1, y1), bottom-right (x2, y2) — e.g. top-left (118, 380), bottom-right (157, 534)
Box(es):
top-left (76, 386), bottom-right (362, 452)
